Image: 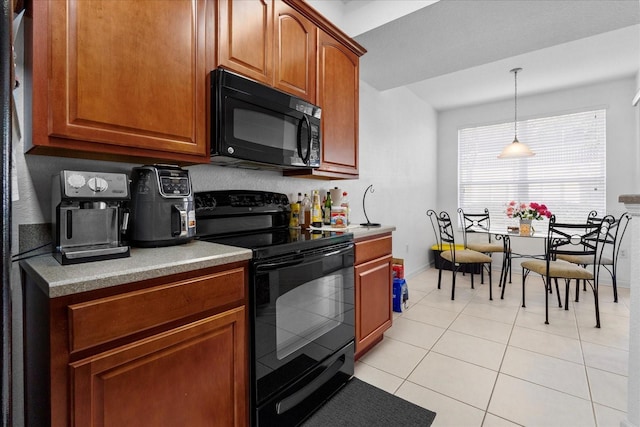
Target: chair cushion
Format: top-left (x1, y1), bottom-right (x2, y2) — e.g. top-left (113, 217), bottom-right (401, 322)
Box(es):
top-left (521, 260), bottom-right (594, 280)
top-left (556, 254), bottom-right (613, 266)
top-left (431, 243), bottom-right (465, 251)
top-left (467, 242), bottom-right (505, 253)
top-left (440, 249), bottom-right (492, 264)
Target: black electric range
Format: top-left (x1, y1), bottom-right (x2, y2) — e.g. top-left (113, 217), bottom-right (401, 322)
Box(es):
top-left (195, 190), bottom-right (356, 426)
top-left (194, 190), bottom-right (353, 259)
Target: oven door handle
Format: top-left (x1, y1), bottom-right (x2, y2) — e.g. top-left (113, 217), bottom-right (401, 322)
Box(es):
top-left (256, 244), bottom-right (353, 272)
top-left (255, 257), bottom-right (305, 271)
top-left (320, 245), bottom-right (353, 259)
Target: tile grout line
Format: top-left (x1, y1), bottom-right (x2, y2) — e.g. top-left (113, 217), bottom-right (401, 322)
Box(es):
top-left (478, 278), bottom-right (520, 427)
top-left (572, 283), bottom-right (604, 427)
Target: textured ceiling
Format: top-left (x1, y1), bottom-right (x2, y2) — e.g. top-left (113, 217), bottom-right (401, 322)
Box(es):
top-left (352, 0), bottom-right (640, 110)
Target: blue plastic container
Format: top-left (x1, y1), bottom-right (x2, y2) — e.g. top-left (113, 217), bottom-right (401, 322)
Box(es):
top-left (392, 278), bottom-right (409, 313)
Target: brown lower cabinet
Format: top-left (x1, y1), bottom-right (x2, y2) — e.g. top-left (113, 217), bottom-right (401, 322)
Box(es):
top-left (22, 262), bottom-right (249, 427)
top-left (354, 233), bottom-right (393, 359)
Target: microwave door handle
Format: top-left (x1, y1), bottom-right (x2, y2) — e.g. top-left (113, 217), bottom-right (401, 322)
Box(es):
top-left (297, 115), bottom-right (312, 165)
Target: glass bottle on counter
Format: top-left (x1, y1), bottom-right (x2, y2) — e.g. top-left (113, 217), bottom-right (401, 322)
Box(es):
top-left (289, 193), bottom-right (301, 228)
top-left (300, 193), bottom-right (311, 227)
top-left (311, 190), bottom-right (323, 228)
top-left (323, 191), bottom-right (332, 225)
top-left (341, 191), bottom-right (349, 225)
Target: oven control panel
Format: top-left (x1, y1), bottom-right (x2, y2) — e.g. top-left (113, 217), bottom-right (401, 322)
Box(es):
top-left (195, 190), bottom-right (290, 214)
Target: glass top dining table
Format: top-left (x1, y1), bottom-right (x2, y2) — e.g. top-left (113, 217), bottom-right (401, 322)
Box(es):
top-left (467, 226), bottom-right (548, 298)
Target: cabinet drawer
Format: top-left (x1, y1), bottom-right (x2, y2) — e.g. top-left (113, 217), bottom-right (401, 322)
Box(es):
top-left (68, 267), bottom-right (245, 353)
top-left (354, 234), bottom-right (392, 265)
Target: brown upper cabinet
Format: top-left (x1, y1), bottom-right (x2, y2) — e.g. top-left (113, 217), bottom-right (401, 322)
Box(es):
top-left (217, 0), bottom-right (274, 87)
top-left (27, 0), bottom-right (214, 164)
top-left (217, 0), bottom-right (316, 103)
top-left (274, 2), bottom-right (317, 103)
top-left (26, 0), bottom-right (365, 175)
top-left (316, 29), bottom-right (360, 177)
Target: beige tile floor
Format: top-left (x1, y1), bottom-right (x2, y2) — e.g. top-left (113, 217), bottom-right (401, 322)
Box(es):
top-left (354, 268), bottom-right (630, 427)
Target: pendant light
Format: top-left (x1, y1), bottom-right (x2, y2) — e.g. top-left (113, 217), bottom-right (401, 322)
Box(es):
top-left (498, 67), bottom-right (535, 159)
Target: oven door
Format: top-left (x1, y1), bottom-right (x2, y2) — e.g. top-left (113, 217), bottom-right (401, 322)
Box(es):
top-left (252, 242), bottom-right (354, 425)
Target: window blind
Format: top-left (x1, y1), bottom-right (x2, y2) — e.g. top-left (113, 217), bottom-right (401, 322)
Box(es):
top-left (458, 109), bottom-right (606, 229)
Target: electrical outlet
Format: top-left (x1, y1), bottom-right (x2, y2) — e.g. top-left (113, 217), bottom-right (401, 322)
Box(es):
top-left (405, 244), bottom-right (409, 253)
top-left (620, 249), bottom-right (628, 258)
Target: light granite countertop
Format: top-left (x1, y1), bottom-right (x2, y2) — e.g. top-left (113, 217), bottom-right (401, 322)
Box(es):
top-left (308, 224), bottom-right (395, 238)
top-left (21, 226), bottom-right (395, 298)
top-left (20, 240), bottom-right (252, 298)
top-left (349, 224), bottom-right (396, 240)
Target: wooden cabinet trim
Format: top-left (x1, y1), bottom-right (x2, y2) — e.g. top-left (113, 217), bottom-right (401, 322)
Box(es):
top-left (68, 267), bottom-right (245, 353)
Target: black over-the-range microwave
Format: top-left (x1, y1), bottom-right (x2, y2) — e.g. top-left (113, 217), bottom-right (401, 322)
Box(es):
top-left (210, 68), bottom-right (321, 170)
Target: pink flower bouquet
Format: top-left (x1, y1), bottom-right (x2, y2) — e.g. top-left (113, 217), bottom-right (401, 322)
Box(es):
top-left (506, 201), bottom-right (552, 220)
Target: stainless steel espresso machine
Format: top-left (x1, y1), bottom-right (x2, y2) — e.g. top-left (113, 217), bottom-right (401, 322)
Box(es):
top-left (52, 170), bottom-right (131, 265)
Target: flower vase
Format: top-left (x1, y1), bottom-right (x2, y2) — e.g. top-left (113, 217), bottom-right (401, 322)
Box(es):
top-left (519, 219), bottom-right (533, 236)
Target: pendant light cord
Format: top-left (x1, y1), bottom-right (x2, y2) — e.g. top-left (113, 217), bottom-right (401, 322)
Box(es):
top-left (511, 67), bottom-right (521, 142)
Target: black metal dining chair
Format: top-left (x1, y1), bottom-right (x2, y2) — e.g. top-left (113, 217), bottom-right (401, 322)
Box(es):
top-left (428, 210), bottom-right (493, 300)
top-left (556, 211), bottom-right (630, 303)
top-left (520, 215), bottom-right (612, 328)
top-left (457, 208), bottom-right (511, 290)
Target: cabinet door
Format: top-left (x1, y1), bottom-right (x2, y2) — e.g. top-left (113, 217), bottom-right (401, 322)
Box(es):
top-left (355, 255), bottom-right (393, 359)
top-left (274, 2), bottom-right (316, 103)
top-left (70, 307), bottom-right (247, 427)
top-left (316, 29), bottom-right (360, 177)
top-left (35, 0), bottom-right (211, 160)
top-left (217, 0), bottom-right (273, 85)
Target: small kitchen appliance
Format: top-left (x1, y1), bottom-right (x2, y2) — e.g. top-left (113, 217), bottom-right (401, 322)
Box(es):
top-left (52, 170), bottom-right (131, 265)
top-left (128, 164), bottom-right (195, 247)
top-left (211, 68), bottom-right (322, 170)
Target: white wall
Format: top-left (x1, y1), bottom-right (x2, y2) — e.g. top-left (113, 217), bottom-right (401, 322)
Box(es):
top-left (437, 76), bottom-right (638, 287)
top-left (355, 81), bottom-right (438, 276)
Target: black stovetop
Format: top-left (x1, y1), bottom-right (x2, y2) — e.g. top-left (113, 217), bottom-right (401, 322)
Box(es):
top-left (195, 190), bottom-right (353, 259)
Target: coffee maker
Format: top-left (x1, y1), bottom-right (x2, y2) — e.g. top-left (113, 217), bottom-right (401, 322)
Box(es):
top-left (128, 164), bottom-right (196, 247)
top-left (52, 170), bottom-right (131, 265)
